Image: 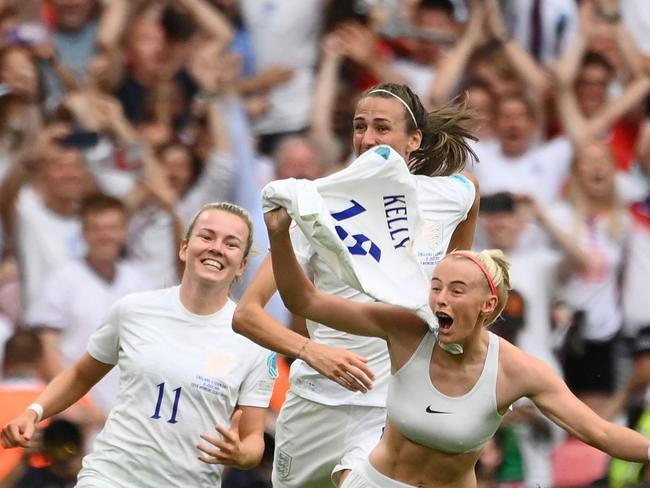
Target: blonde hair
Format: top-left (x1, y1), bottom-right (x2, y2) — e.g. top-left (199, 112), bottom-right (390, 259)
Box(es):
top-left (448, 249), bottom-right (511, 325)
top-left (184, 202), bottom-right (254, 258)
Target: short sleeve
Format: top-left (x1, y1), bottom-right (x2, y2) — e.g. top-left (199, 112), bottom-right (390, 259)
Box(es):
top-left (87, 301), bottom-right (122, 365)
top-left (450, 174), bottom-right (476, 221)
top-left (237, 349), bottom-right (277, 408)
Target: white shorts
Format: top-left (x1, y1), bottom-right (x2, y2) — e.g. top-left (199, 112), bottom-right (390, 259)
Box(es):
top-left (341, 458), bottom-right (417, 488)
top-left (272, 391), bottom-right (386, 488)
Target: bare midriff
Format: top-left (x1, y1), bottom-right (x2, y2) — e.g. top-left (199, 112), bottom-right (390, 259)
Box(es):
top-left (368, 420), bottom-right (482, 488)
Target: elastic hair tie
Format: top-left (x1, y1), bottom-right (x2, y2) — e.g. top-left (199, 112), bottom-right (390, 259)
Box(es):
top-left (367, 89), bottom-right (418, 129)
top-left (449, 251), bottom-right (498, 298)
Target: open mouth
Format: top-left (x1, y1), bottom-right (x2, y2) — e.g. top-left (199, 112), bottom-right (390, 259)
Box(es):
top-left (436, 312), bottom-right (453, 331)
top-left (202, 258), bottom-right (223, 271)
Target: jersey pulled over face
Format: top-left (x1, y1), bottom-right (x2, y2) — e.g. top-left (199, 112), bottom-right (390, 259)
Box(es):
top-left (352, 96), bottom-right (421, 161)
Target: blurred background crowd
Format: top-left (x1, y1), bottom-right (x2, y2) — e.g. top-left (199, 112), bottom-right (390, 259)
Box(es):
top-left (0, 0), bottom-right (649, 486)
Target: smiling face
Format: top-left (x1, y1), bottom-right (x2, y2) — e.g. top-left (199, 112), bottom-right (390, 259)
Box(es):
top-left (576, 63), bottom-right (611, 117)
top-left (573, 142), bottom-right (616, 201)
top-left (429, 257), bottom-right (497, 344)
top-left (352, 96), bottom-right (422, 160)
top-left (179, 208), bottom-right (250, 288)
top-left (495, 98), bottom-right (536, 157)
top-left (41, 148), bottom-right (89, 202)
top-left (161, 144), bottom-right (194, 195)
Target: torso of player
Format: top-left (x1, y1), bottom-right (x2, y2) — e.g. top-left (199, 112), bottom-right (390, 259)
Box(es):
top-left (289, 173), bottom-right (475, 407)
top-left (78, 287), bottom-right (274, 488)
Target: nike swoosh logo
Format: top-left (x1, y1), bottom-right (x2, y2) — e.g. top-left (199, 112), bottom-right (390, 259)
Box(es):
top-left (425, 406), bottom-right (452, 414)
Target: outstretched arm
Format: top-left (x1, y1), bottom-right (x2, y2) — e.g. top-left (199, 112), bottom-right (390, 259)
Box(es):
top-left (264, 208), bottom-right (417, 340)
top-left (233, 254), bottom-right (375, 393)
top-left (526, 357), bottom-right (650, 463)
top-left (430, 3), bottom-right (485, 107)
top-left (0, 353), bottom-right (113, 448)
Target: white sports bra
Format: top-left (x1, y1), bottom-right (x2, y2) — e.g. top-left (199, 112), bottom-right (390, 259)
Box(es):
top-left (386, 331), bottom-right (504, 453)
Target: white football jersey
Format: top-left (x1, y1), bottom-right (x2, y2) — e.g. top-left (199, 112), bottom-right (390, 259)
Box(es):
top-left (288, 173), bottom-right (475, 408)
top-left (77, 287), bottom-right (276, 488)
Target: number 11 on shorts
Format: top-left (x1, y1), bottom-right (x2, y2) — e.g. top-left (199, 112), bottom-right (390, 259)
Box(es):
top-left (151, 382), bottom-right (182, 424)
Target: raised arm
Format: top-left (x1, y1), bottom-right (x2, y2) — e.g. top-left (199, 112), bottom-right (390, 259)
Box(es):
top-left (264, 208), bottom-right (418, 341)
top-left (232, 254), bottom-right (375, 393)
top-left (0, 353), bottom-right (113, 449)
top-left (484, 0), bottom-right (553, 99)
top-left (309, 31), bottom-right (345, 169)
top-left (517, 195), bottom-right (592, 275)
top-left (175, 0), bottom-right (234, 48)
top-left (430, 3), bottom-right (485, 107)
top-left (582, 76), bottom-right (650, 141)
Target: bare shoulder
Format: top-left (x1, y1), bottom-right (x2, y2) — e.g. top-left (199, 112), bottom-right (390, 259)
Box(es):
top-left (497, 338), bottom-right (559, 400)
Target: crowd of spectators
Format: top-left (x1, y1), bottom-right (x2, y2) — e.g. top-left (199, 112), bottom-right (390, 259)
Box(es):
top-left (0, 0), bottom-right (649, 486)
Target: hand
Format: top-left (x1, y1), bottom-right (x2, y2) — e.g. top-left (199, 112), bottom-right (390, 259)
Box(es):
top-left (188, 41), bottom-right (223, 94)
top-left (321, 31), bottom-right (346, 61)
top-left (244, 94), bottom-right (271, 119)
top-left (197, 409), bottom-right (247, 467)
top-left (336, 21), bottom-right (379, 68)
top-left (1, 410), bottom-right (38, 449)
top-left (464, 1), bottom-right (488, 45)
top-left (484, 0), bottom-right (508, 41)
top-left (302, 342), bottom-right (375, 393)
top-left (264, 207), bottom-right (292, 235)
top-left (258, 66), bottom-right (294, 88)
top-left (512, 193), bottom-right (542, 221)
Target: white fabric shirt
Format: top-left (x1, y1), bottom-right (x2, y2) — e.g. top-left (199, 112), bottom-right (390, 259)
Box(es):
top-left (24, 259), bottom-right (153, 412)
top-left (266, 146), bottom-right (475, 407)
top-left (505, 0), bottom-right (578, 63)
top-left (263, 145), bottom-right (435, 323)
top-left (77, 287), bottom-right (275, 488)
top-left (241, 0), bottom-right (322, 134)
top-left (471, 137), bottom-right (572, 203)
top-left (550, 202), bottom-right (629, 341)
top-left (390, 59), bottom-right (436, 102)
top-left (622, 0), bottom-right (650, 55)
top-left (126, 205), bottom-right (179, 289)
top-left (508, 247), bottom-right (562, 372)
top-left (15, 186), bottom-right (85, 312)
top-left (622, 203), bottom-right (650, 335)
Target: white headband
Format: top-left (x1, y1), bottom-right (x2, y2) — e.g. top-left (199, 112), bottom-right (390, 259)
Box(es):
top-left (367, 89), bottom-right (418, 129)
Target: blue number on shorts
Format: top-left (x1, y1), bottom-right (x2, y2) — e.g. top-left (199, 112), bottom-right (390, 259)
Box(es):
top-left (150, 383), bottom-right (183, 423)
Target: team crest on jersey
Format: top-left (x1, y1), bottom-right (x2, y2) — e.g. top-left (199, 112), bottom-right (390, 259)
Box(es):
top-left (267, 353), bottom-right (279, 378)
top-left (276, 448), bottom-right (292, 479)
top-left (420, 221), bottom-right (442, 250)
